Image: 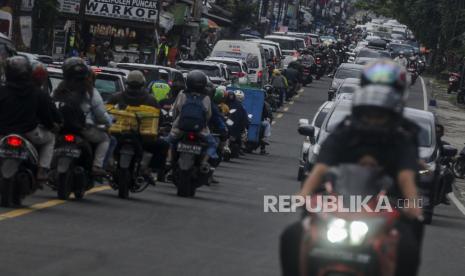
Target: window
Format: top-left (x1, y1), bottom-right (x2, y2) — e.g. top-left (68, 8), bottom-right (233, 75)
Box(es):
top-left (268, 38), bottom-right (296, 51)
top-left (95, 75), bottom-right (121, 95)
top-left (326, 104), bottom-right (351, 132)
top-left (335, 69), bottom-right (362, 79)
top-left (177, 64), bottom-right (221, 77)
top-left (314, 110), bottom-right (329, 128)
top-left (296, 39), bottom-right (306, 49)
top-left (245, 54), bottom-right (259, 69)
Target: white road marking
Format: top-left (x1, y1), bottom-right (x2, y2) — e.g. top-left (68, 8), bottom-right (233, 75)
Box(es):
top-left (289, 101), bottom-right (294, 105)
top-left (276, 113), bottom-right (283, 119)
top-left (447, 192), bottom-right (465, 217)
top-left (283, 107), bottom-right (289, 112)
top-left (419, 76), bottom-right (428, 111)
top-left (272, 121), bottom-right (276, 125)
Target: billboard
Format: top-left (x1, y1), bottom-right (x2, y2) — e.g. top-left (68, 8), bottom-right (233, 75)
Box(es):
top-left (59, 0), bottom-right (159, 23)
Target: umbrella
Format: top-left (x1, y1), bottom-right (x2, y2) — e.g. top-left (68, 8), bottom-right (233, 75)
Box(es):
top-left (200, 18), bottom-right (220, 30)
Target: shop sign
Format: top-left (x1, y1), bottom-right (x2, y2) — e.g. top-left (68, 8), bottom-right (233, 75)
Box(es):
top-left (59, 0), bottom-right (159, 23)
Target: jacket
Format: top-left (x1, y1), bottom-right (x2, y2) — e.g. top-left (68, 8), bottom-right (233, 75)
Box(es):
top-left (0, 84), bottom-right (61, 135)
top-left (171, 91), bottom-right (212, 135)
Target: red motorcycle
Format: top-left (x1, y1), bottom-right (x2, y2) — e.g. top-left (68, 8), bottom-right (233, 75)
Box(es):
top-left (448, 72), bottom-right (461, 94)
top-left (299, 165), bottom-right (401, 276)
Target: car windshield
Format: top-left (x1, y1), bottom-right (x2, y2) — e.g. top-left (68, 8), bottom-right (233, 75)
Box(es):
top-left (309, 37), bottom-right (319, 45)
top-left (358, 49), bottom-right (382, 58)
top-left (390, 44), bottom-right (414, 53)
top-left (268, 38), bottom-right (296, 51)
top-left (95, 75), bottom-right (121, 94)
top-left (413, 119), bottom-right (433, 147)
top-left (335, 68), bottom-right (362, 79)
top-left (118, 66), bottom-right (170, 82)
top-left (338, 85), bottom-right (358, 94)
top-left (296, 39), bottom-right (306, 49)
top-left (177, 64), bottom-right (221, 77)
top-left (326, 104), bottom-right (351, 132)
top-left (215, 61), bottom-right (241, 73)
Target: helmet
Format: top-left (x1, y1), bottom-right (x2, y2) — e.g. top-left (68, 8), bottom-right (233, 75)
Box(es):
top-left (62, 57), bottom-right (90, 81)
top-left (352, 85), bottom-right (404, 121)
top-left (234, 90), bottom-right (245, 102)
top-left (5, 56), bottom-right (32, 86)
top-left (214, 86), bottom-right (226, 103)
top-left (360, 59), bottom-right (408, 94)
top-left (263, 84), bottom-right (274, 94)
top-left (186, 70), bottom-right (207, 93)
top-left (31, 62), bottom-right (48, 86)
top-left (399, 51), bottom-right (404, 56)
top-left (273, 69), bottom-right (281, 75)
top-left (126, 70), bottom-right (146, 88)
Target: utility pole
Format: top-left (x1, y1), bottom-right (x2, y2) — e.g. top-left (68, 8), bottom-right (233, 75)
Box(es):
top-left (78, 0), bottom-right (90, 52)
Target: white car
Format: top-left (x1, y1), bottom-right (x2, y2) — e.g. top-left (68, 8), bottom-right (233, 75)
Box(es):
top-left (205, 57), bottom-right (250, 85)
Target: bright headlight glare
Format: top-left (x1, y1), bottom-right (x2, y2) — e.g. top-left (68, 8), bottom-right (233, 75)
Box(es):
top-left (327, 218), bottom-right (348, 243)
top-left (349, 221), bottom-right (369, 245)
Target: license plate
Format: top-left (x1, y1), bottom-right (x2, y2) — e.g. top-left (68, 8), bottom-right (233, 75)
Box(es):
top-left (177, 143), bottom-right (202, 155)
top-left (55, 147), bottom-right (81, 158)
top-left (0, 148), bottom-right (27, 160)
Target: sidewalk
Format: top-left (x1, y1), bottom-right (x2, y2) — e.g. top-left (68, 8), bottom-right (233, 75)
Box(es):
top-left (427, 78), bottom-right (465, 205)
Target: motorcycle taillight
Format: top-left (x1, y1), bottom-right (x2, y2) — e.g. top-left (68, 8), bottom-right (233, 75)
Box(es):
top-left (64, 134), bottom-right (76, 143)
top-left (7, 136), bottom-right (23, 148)
top-left (188, 132), bottom-right (196, 141)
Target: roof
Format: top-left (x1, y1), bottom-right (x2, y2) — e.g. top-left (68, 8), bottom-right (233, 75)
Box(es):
top-left (116, 63), bottom-right (179, 72)
top-left (177, 60), bottom-right (223, 67)
top-left (264, 35), bottom-right (297, 41)
top-left (205, 57), bottom-right (244, 63)
top-left (404, 107), bottom-right (435, 121)
top-left (339, 63), bottom-right (365, 70)
top-left (246, 39), bottom-right (280, 47)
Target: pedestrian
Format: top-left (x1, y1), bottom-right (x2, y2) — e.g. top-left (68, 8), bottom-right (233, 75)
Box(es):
top-left (156, 36), bottom-right (169, 66)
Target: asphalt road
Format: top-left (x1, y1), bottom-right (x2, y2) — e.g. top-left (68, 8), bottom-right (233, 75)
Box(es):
top-left (0, 77), bottom-right (464, 276)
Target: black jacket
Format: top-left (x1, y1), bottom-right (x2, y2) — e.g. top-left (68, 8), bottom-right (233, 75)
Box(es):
top-left (0, 84), bottom-right (61, 135)
top-left (107, 88), bottom-right (159, 109)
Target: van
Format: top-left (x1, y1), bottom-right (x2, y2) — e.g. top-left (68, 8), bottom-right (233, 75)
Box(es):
top-left (264, 35), bottom-right (303, 68)
top-left (210, 40), bottom-right (268, 85)
top-left (246, 39), bottom-right (283, 69)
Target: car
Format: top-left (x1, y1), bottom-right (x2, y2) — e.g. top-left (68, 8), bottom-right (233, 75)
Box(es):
top-left (297, 99), bottom-right (352, 181)
top-left (205, 57), bottom-right (250, 85)
top-left (388, 43), bottom-right (415, 57)
top-left (354, 47), bottom-right (391, 65)
top-left (328, 63), bottom-right (364, 100)
top-left (264, 35), bottom-right (303, 60)
top-left (116, 63), bottom-right (186, 93)
top-left (297, 101), bottom-right (334, 181)
top-left (46, 66), bottom-right (129, 102)
top-left (176, 60), bottom-right (230, 85)
top-left (332, 78), bottom-right (360, 100)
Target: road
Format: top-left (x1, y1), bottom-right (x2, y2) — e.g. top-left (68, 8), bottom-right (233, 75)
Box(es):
top-left (0, 77), bottom-right (464, 276)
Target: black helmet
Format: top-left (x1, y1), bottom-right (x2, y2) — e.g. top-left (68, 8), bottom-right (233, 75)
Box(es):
top-left (360, 59), bottom-right (408, 96)
top-left (5, 56), bottom-right (32, 87)
top-left (352, 85), bottom-right (404, 122)
top-left (62, 57), bottom-right (90, 81)
top-left (186, 70), bottom-right (207, 93)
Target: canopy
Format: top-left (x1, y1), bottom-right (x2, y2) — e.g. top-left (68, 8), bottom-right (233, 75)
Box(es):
top-left (200, 18), bottom-right (220, 30)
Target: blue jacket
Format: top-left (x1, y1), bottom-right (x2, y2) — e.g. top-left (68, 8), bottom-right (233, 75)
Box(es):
top-left (209, 103), bottom-right (227, 133)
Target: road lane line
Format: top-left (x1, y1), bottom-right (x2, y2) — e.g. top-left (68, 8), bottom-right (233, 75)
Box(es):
top-left (283, 107), bottom-right (289, 112)
top-left (0, 185), bottom-right (112, 222)
top-left (272, 121), bottom-right (276, 125)
top-left (289, 101), bottom-right (294, 105)
top-left (419, 76), bottom-right (428, 111)
top-left (276, 113), bottom-right (283, 119)
top-left (447, 192), bottom-right (465, 217)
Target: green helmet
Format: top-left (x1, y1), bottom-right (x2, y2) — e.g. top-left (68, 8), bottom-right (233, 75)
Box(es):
top-left (214, 86), bottom-right (226, 103)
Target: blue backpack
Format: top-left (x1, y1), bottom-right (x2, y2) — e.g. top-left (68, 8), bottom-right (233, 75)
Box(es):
top-left (178, 94), bottom-right (207, 132)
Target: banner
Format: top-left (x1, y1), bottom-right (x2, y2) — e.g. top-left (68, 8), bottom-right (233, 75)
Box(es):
top-left (59, 0), bottom-right (159, 23)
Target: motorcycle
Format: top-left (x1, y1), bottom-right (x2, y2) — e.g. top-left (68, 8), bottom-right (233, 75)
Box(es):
top-left (315, 57), bottom-right (325, 80)
top-left (408, 66), bottom-right (418, 85)
top-left (302, 64), bottom-right (314, 86)
top-left (453, 143), bottom-right (465, 179)
top-left (447, 72), bottom-right (461, 94)
top-left (51, 133), bottom-right (96, 200)
top-left (264, 84), bottom-right (280, 111)
top-left (172, 132), bottom-right (210, 197)
top-left (299, 165), bottom-right (402, 276)
top-left (0, 135), bottom-right (39, 207)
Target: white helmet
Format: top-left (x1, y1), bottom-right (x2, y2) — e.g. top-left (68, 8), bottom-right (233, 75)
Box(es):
top-left (234, 90), bottom-right (245, 102)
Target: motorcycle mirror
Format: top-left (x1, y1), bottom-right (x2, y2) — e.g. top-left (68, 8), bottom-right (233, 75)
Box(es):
top-left (298, 124), bottom-right (315, 137)
top-left (442, 145), bottom-right (458, 157)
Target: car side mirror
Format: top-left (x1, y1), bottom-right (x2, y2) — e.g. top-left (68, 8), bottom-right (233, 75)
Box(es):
top-left (442, 145), bottom-right (458, 157)
top-left (298, 124), bottom-right (315, 137)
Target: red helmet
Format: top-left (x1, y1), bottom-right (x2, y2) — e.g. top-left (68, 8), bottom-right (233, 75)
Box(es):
top-left (31, 62), bottom-right (48, 86)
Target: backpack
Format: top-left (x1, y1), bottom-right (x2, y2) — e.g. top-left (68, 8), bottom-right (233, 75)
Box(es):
top-left (55, 94), bottom-right (86, 133)
top-left (178, 94), bottom-right (207, 132)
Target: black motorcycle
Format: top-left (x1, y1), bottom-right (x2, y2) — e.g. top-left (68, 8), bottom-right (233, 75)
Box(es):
top-left (453, 143), bottom-right (465, 179)
top-left (0, 135), bottom-right (39, 207)
top-left (172, 132), bottom-right (210, 197)
top-left (51, 133), bottom-right (95, 200)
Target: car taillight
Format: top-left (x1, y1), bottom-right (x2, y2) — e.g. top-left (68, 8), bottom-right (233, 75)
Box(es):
top-left (64, 134), bottom-right (76, 143)
top-left (237, 72), bottom-right (245, 78)
top-left (7, 136), bottom-right (23, 148)
top-left (188, 132), bottom-right (196, 141)
top-left (257, 70), bottom-right (263, 79)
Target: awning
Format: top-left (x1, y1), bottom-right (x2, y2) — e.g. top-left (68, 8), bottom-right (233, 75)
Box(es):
top-left (200, 18), bottom-right (220, 30)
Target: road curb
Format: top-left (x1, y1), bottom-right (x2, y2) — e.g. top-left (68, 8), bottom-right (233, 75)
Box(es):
top-left (453, 179), bottom-right (465, 206)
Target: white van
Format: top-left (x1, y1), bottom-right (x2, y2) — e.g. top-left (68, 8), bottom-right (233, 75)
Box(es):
top-left (211, 40), bottom-right (267, 85)
top-left (264, 35), bottom-right (303, 68)
top-left (247, 38), bottom-right (284, 69)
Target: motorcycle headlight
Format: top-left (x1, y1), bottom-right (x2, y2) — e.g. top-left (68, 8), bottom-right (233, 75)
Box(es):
top-left (326, 219), bottom-right (370, 246)
top-left (327, 218), bottom-right (348, 243)
top-left (349, 221), bottom-right (369, 246)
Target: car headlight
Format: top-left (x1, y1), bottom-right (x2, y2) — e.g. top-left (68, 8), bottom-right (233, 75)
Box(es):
top-left (419, 161), bottom-right (436, 175)
top-left (326, 219), bottom-right (370, 246)
top-left (327, 218), bottom-right (348, 243)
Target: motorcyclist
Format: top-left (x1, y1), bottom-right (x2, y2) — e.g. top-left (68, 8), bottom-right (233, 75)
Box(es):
top-left (150, 72), bottom-right (171, 104)
top-left (282, 63), bottom-right (300, 100)
top-left (270, 69), bottom-right (288, 107)
top-left (394, 51), bottom-right (409, 68)
top-left (53, 57), bottom-right (113, 176)
top-left (166, 70), bottom-right (216, 171)
top-left (281, 60), bottom-right (423, 276)
top-left (107, 70), bottom-right (169, 181)
top-left (226, 90), bottom-right (249, 155)
top-left (260, 100), bottom-right (273, 155)
top-left (0, 56), bottom-right (61, 182)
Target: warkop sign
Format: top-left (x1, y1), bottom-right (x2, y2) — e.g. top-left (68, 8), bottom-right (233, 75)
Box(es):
top-left (59, 0), bottom-right (159, 23)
